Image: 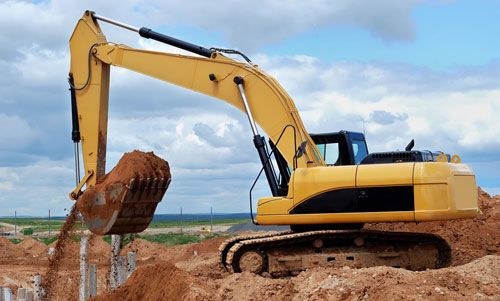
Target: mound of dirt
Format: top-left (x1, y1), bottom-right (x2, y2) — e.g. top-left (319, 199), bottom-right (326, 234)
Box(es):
top-left (91, 262), bottom-right (211, 301)
top-left (289, 255), bottom-right (499, 300)
top-left (168, 236), bottom-right (227, 262)
top-left (366, 188), bottom-right (499, 265)
top-left (17, 238), bottom-right (48, 257)
top-left (121, 238), bottom-right (166, 262)
top-left (0, 237), bottom-right (19, 258)
top-left (88, 236), bottom-right (111, 264)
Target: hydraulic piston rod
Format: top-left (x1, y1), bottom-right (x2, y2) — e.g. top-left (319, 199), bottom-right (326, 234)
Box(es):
top-left (234, 76), bottom-right (279, 197)
top-left (90, 11), bottom-right (213, 58)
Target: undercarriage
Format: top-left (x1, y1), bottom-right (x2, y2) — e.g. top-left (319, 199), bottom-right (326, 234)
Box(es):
top-left (219, 230), bottom-right (451, 277)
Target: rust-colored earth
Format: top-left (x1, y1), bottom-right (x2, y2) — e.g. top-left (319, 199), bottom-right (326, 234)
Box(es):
top-left (1, 188), bottom-right (498, 300)
top-left (77, 150), bottom-right (171, 235)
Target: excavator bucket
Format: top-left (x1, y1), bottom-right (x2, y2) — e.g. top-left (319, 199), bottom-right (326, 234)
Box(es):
top-left (76, 151), bottom-right (171, 235)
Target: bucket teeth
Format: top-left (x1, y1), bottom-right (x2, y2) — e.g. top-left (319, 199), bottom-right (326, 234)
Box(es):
top-left (127, 177), bottom-right (137, 190)
top-left (82, 175), bottom-right (168, 235)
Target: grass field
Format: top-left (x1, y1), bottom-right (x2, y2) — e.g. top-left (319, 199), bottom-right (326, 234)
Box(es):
top-left (6, 233), bottom-right (224, 247)
top-left (0, 217), bottom-right (247, 233)
top-left (0, 218), bottom-right (65, 233)
top-left (102, 232), bottom-right (227, 247)
top-left (148, 218), bottom-right (247, 228)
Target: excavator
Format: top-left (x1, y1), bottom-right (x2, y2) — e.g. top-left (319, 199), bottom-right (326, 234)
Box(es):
top-left (68, 11), bottom-right (479, 276)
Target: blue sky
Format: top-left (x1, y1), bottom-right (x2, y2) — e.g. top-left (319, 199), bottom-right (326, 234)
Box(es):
top-left (262, 1), bottom-right (500, 68)
top-left (0, 0), bottom-right (498, 216)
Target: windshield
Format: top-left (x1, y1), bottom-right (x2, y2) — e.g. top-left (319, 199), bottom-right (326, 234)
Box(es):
top-left (316, 143), bottom-right (340, 165)
top-left (352, 139), bottom-right (368, 164)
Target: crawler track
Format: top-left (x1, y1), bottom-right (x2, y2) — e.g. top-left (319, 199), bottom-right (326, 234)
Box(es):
top-left (220, 230), bottom-right (451, 277)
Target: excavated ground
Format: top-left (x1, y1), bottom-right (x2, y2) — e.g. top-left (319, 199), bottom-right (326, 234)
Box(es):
top-left (0, 189), bottom-right (498, 300)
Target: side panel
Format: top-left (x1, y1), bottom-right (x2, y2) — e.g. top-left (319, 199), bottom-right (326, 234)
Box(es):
top-left (356, 163), bottom-right (414, 186)
top-left (290, 166), bottom-right (357, 206)
top-left (289, 186), bottom-right (414, 214)
top-left (414, 163), bottom-right (478, 221)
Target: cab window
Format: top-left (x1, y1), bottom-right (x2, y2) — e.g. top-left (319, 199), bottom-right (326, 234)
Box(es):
top-left (317, 143), bottom-right (340, 165)
top-left (352, 139), bottom-right (368, 164)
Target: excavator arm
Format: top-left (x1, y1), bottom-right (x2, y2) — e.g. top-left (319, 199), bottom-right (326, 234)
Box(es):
top-left (69, 11), bottom-right (322, 199)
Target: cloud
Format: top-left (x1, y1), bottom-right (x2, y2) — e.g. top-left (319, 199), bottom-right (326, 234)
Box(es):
top-left (260, 56), bottom-right (500, 159)
top-left (369, 110), bottom-right (408, 125)
top-left (0, 0), bottom-right (422, 61)
top-left (147, 0), bottom-right (421, 50)
top-left (0, 114), bottom-right (40, 151)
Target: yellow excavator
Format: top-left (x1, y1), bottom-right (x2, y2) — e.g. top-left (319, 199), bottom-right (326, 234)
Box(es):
top-left (68, 11), bottom-right (478, 276)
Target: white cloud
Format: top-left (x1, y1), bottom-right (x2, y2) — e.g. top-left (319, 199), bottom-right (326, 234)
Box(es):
top-left (260, 57), bottom-right (500, 159)
top-left (0, 158), bottom-right (75, 215)
top-left (146, 0), bottom-right (421, 50)
top-left (0, 114), bottom-right (40, 151)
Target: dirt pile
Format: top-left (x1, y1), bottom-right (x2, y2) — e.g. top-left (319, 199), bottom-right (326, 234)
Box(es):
top-left (91, 262), bottom-right (211, 301)
top-left (289, 255), bottom-right (499, 300)
top-left (0, 237), bottom-right (20, 259)
top-left (17, 238), bottom-right (48, 257)
top-left (77, 150), bottom-right (170, 235)
top-left (366, 188), bottom-right (499, 265)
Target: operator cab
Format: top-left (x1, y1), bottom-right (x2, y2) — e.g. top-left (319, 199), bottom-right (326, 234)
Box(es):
top-left (270, 131), bottom-right (368, 196)
top-left (310, 131), bottom-right (368, 166)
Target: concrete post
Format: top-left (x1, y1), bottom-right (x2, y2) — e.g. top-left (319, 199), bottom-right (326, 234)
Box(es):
top-left (117, 256), bottom-right (126, 286)
top-left (2, 288), bottom-right (12, 301)
top-left (17, 288), bottom-right (26, 299)
top-left (33, 275), bottom-right (42, 301)
top-left (17, 287), bottom-right (26, 300)
top-left (127, 251), bottom-right (136, 278)
top-left (110, 235), bottom-right (122, 289)
top-left (25, 291), bottom-right (33, 301)
top-left (79, 235), bottom-right (89, 301)
top-left (88, 264), bottom-right (97, 297)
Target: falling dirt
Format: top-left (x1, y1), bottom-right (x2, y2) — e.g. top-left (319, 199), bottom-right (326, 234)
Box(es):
top-left (41, 205), bottom-right (79, 300)
top-left (76, 150), bottom-right (170, 235)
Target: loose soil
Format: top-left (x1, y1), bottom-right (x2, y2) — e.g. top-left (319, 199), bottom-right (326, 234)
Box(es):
top-left (2, 188), bottom-right (498, 300)
top-left (41, 205), bottom-right (79, 300)
top-left (76, 150), bottom-right (170, 234)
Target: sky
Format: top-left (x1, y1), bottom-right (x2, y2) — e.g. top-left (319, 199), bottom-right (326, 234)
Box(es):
top-left (0, 0), bottom-right (499, 216)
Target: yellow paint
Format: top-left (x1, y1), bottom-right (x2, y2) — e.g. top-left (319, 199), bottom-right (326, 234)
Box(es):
top-left (256, 211), bottom-right (415, 225)
top-left (289, 166), bottom-right (356, 205)
top-left (356, 163), bottom-right (414, 186)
